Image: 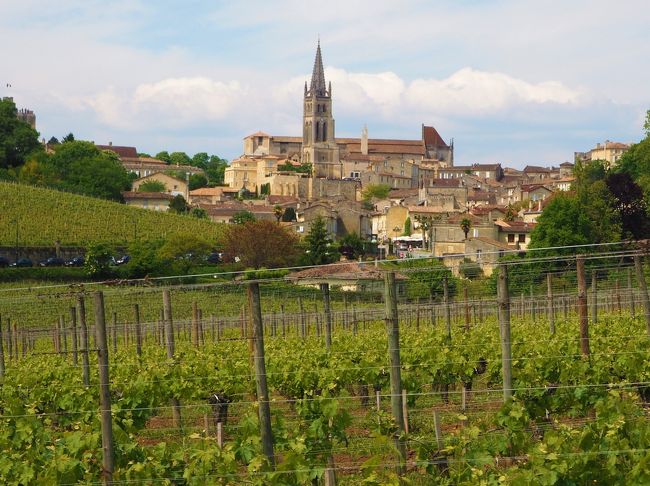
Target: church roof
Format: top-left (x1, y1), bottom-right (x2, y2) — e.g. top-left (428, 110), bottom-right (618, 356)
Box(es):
top-left (422, 125), bottom-right (449, 148)
top-left (310, 41), bottom-right (327, 97)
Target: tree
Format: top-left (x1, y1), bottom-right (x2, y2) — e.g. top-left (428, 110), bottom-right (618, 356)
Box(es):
top-left (362, 183), bottom-right (391, 201)
top-left (84, 243), bottom-right (114, 279)
top-left (305, 216), bottom-right (337, 265)
top-left (338, 233), bottom-right (366, 260)
top-left (277, 162), bottom-right (312, 174)
top-left (221, 220), bottom-right (300, 269)
top-left (155, 151), bottom-right (171, 164)
top-left (191, 152), bottom-right (210, 167)
top-left (390, 258), bottom-right (456, 299)
top-left (205, 155), bottom-right (228, 185)
top-left (414, 215), bottom-right (432, 251)
top-left (189, 173), bottom-right (208, 191)
top-left (124, 239), bottom-right (165, 278)
top-left (61, 133), bottom-right (75, 143)
top-left (138, 180), bottom-right (166, 192)
top-left (402, 217), bottom-right (412, 236)
top-left (282, 207), bottom-right (297, 222)
top-left (460, 218), bottom-right (472, 240)
top-left (644, 109), bottom-right (650, 139)
top-left (0, 97), bottom-right (41, 169)
top-left (232, 210), bottom-right (256, 225)
top-left (47, 136), bottom-right (60, 145)
top-left (46, 141), bottom-right (131, 201)
top-left (168, 194), bottom-right (189, 214)
top-left (605, 172), bottom-right (650, 240)
top-left (158, 234), bottom-right (212, 274)
top-left (190, 207), bottom-right (208, 219)
top-left (273, 205), bottom-right (284, 223)
top-left (170, 151), bottom-right (191, 166)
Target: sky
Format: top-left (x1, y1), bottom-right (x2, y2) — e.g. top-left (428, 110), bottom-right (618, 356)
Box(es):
top-left (1, 0), bottom-right (649, 168)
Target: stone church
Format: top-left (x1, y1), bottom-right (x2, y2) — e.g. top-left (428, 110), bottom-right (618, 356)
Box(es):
top-left (225, 42), bottom-right (454, 195)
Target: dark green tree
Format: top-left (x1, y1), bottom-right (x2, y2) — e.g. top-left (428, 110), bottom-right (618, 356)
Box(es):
top-left (46, 141), bottom-right (131, 201)
top-left (305, 216), bottom-right (337, 265)
top-left (403, 217), bottom-right (412, 236)
top-left (61, 133), bottom-right (75, 143)
top-left (170, 151), bottom-right (191, 166)
top-left (190, 207), bottom-right (208, 219)
top-left (157, 234), bottom-right (212, 274)
top-left (0, 98), bottom-right (41, 169)
top-left (84, 243), bottom-right (114, 279)
top-left (47, 136), bottom-right (60, 145)
top-left (281, 207), bottom-right (297, 222)
top-left (137, 180), bottom-right (166, 192)
top-left (232, 210), bottom-right (256, 225)
top-left (338, 233), bottom-right (366, 260)
top-left (460, 218), bottom-right (472, 240)
top-left (191, 152), bottom-right (210, 167)
top-left (168, 194), bottom-right (189, 214)
top-left (155, 151), bottom-right (171, 164)
top-left (189, 173), bottom-right (208, 191)
top-left (222, 220), bottom-right (300, 269)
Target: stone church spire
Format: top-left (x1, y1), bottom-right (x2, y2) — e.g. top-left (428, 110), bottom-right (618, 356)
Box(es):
top-left (309, 40), bottom-right (327, 97)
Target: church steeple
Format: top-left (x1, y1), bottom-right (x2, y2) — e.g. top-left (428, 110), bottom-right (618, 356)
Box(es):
top-left (309, 41), bottom-right (328, 97)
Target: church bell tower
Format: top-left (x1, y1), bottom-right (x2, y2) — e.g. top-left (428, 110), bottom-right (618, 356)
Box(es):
top-left (302, 41), bottom-right (341, 178)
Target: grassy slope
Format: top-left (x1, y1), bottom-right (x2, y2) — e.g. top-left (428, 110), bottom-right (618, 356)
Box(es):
top-left (0, 181), bottom-right (224, 246)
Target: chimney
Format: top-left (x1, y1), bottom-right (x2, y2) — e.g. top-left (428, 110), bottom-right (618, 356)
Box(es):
top-left (361, 125), bottom-right (368, 156)
top-left (109, 141), bottom-right (112, 147)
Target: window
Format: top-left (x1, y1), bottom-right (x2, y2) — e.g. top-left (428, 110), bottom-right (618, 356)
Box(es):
top-left (476, 249), bottom-right (482, 260)
top-left (473, 228), bottom-right (479, 237)
top-left (507, 234), bottom-right (515, 243)
top-left (298, 226), bottom-right (304, 233)
top-left (518, 234), bottom-right (526, 243)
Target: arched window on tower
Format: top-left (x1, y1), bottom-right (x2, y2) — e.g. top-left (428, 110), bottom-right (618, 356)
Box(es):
top-left (323, 122), bottom-right (327, 142)
top-left (315, 121), bottom-right (321, 142)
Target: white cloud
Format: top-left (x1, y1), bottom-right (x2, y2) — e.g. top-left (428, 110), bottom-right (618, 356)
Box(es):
top-left (87, 77), bottom-right (246, 130)
top-left (405, 68), bottom-right (585, 116)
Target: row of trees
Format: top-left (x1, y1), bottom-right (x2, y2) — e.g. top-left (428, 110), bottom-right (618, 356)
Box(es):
top-left (531, 112), bottom-right (650, 252)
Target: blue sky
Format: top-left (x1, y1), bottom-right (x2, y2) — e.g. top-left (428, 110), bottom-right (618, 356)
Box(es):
top-left (1, 0), bottom-right (649, 168)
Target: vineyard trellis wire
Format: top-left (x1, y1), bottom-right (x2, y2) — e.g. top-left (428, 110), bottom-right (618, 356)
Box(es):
top-left (0, 242), bottom-right (650, 484)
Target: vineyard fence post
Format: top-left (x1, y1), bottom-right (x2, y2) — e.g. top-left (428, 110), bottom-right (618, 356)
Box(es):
top-left (247, 281), bottom-right (275, 467)
top-left (134, 304), bottom-right (142, 357)
top-left (443, 276), bottom-right (451, 341)
top-left (576, 256), bottom-right (590, 357)
top-left (383, 271), bottom-right (407, 475)
top-left (77, 295), bottom-right (90, 387)
top-left (0, 315), bottom-right (5, 378)
top-left (93, 291), bottom-right (114, 484)
top-left (634, 254), bottom-right (650, 336)
top-left (162, 289), bottom-right (182, 429)
top-left (547, 273), bottom-right (555, 334)
top-left (321, 283), bottom-right (333, 352)
top-left (628, 267), bottom-right (636, 318)
top-left (70, 306), bottom-right (78, 366)
top-left (497, 264), bottom-right (512, 402)
top-left (192, 301), bottom-right (200, 348)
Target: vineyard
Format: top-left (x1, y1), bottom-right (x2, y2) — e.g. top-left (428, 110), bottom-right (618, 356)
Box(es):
top-left (1, 248), bottom-right (650, 484)
top-left (0, 181), bottom-right (224, 246)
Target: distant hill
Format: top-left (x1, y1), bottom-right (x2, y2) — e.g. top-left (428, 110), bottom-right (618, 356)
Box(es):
top-left (0, 182), bottom-right (224, 246)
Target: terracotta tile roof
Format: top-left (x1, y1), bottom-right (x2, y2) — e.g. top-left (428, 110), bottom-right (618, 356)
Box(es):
top-left (122, 191), bottom-right (173, 200)
top-left (189, 187), bottom-right (238, 196)
top-left (447, 213), bottom-right (483, 224)
top-left (407, 206), bottom-right (451, 214)
top-left (287, 261), bottom-right (405, 281)
top-left (520, 184), bottom-right (552, 192)
top-left (560, 161), bottom-right (574, 167)
top-left (244, 131), bottom-right (271, 139)
top-left (121, 156), bottom-right (167, 165)
top-left (471, 163), bottom-right (501, 171)
top-left (267, 195), bottom-right (299, 205)
top-left (495, 220), bottom-right (536, 232)
top-left (471, 236), bottom-right (512, 251)
top-left (97, 145), bottom-right (138, 158)
top-left (523, 165), bottom-right (551, 173)
top-left (389, 188), bottom-right (418, 198)
top-left (270, 136), bottom-right (302, 143)
top-left (470, 205), bottom-right (507, 216)
top-left (424, 178), bottom-right (463, 188)
top-left (422, 125), bottom-right (449, 148)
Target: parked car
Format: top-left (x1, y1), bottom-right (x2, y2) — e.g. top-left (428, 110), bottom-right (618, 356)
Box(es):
top-left (65, 256), bottom-right (85, 267)
top-left (39, 257), bottom-right (66, 267)
top-left (114, 255), bottom-right (131, 265)
top-left (206, 252), bottom-right (222, 264)
top-left (10, 258), bottom-right (33, 267)
top-left (0, 256), bottom-right (9, 268)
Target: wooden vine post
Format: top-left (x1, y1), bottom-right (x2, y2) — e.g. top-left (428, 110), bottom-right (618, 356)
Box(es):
top-left (383, 271), bottom-right (407, 475)
top-left (321, 283), bottom-right (333, 352)
top-left (134, 304), bottom-right (142, 358)
top-left (628, 267), bottom-right (636, 317)
top-left (162, 289), bottom-right (182, 428)
top-left (547, 273), bottom-right (555, 334)
top-left (634, 254), bottom-right (650, 336)
top-left (0, 315), bottom-right (5, 378)
top-left (443, 276), bottom-right (452, 341)
top-left (93, 291), bottom-right (114, 484)
top-left (70, 306), bottom-right (78, 365)
top-left (77, 295), bottom-right (91, 387)
top-left (247, 282), bottom-right (275, 467)
top-left (591, 272), bottom-right (598, 325)
top-left (497, 264), bottom-right (512, 402)
top-left (576, 256), bottom-right (590, 357)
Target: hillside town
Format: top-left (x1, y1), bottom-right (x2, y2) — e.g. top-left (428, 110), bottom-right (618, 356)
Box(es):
top-left (54, 42), bottom-right (630, 275)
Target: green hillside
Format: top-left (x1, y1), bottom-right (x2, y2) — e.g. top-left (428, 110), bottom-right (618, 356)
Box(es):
top-left (0, 182), bottom-right (224, 246)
